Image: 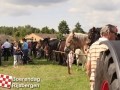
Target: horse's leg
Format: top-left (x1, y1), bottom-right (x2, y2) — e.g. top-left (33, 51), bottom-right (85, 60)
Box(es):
top-left (81, 55), bottom-right (87, 71)
top-left (59, 53), bottom-right (64, 65)
top-left (55, 52), bottom-right (58, 62)
top-left (62, 54), bottom-right (67, 66)
top-left (52, 51), bottom-right (56, 62)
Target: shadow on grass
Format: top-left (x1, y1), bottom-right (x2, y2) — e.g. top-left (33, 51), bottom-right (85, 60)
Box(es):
top-left (1, 57), bottom-right (59, 67)
top-left (28, 58), bottom-right (59, 65)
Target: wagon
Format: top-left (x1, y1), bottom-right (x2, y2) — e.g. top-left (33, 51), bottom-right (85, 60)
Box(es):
top-left (94, 41), bottom-right (120, 90)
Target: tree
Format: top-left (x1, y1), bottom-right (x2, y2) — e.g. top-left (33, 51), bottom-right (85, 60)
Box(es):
top-left (15, 31), bottom-right (20, 37)
top-left (41, 26), bottom-right (51, 34)
top-left (73, 22), bottom-right (85, 33)
top-left (50, 28), bottom-right (56, 34)
top-left (57, 33), bottom-right (65, 40)
top-left (58, 20), bottom-right (70, 34)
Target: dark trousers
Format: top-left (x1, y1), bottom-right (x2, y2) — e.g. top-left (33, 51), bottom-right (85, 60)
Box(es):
top-left (22, 49), bottom-right (28, 64)
top-left (30, 49), bottom-right (36, 58)
top-left (0, 52), bottom-right (1, 66)
top-left (4, 48), bottom-right (10, 61)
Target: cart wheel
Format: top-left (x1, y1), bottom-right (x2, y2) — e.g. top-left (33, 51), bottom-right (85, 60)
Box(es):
top-left (94, 49), bottom-right (119, 90)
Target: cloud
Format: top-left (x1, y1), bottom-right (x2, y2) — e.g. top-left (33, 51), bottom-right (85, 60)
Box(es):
top-left (5, 0), bottom-right (68, 6)
top-left (89, 0), bottom-right (120, 11)
top-left (68, 0), bottom-right (120, 31)
top-left (0, 0), bottom-right (69, 17)
top-left (0, 3), bottom-right (32, 16)
top-left (1, 0), bottom-right (120, 32)
top-left (68, 8), bottom-right (79, 13)
top-left (69, 0), bottom-right (120, 12)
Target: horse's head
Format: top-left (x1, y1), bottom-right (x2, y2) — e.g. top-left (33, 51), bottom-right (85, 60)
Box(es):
top-left (64, 32), bottom-right (76, 53)
top-left (43, 39), bottom-right (60, 58)
top-left (88, 27), bottom-right (101, 46)
top-left (65, 32), bottom-right (89, 54)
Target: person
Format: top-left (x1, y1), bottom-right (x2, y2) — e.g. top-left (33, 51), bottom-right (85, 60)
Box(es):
top-left (86, 24), bottom-right (117, 90)
top-left (22, 38), bottom-right (28, 64)
top-left (2, 39), bottom-right (11, 61)
top-left (13, 41), bottom-right (22, 68)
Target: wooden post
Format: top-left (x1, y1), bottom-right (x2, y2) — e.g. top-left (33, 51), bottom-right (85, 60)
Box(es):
top-left (67, 54), bottom-right (71, 74)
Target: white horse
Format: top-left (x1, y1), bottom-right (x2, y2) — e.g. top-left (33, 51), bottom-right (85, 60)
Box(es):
top-left (75, 48), bottom-right (87, 70)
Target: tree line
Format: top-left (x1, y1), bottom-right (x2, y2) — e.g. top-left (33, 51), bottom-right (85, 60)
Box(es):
top-left (0, 20), bottom-right (85, 39)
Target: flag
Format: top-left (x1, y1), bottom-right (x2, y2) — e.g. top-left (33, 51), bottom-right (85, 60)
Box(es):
top-left (0, 74), bottom-right (12, 89)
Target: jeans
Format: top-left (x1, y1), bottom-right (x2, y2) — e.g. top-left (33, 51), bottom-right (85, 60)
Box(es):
top-left (22, 49), bottom-right (28, 64)
top-left (14, 55), bottom-right (21, 66)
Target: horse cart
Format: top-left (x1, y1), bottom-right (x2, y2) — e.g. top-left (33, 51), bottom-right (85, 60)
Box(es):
top-left (94, 41), bottom-right (120, 90)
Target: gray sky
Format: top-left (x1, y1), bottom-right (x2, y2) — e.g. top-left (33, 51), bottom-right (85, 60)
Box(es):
top-left (0, 0), bottom-right (120, 32)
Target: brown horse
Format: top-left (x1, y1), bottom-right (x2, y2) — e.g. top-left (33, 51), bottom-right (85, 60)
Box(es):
top-left (64, 32), bottom-right (89, 74)
top-left (57, 40), bottom-right (67, 65)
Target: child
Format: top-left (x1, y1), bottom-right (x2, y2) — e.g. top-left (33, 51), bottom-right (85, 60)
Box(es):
top-left (13, 41), bottom-right (21, 68)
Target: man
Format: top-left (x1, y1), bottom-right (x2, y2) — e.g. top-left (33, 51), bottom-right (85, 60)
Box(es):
top-left (2, 39), bottom-right (11, 61)
top-left (86, 24), bottom-right (117, 90)
top-left (22, 38), bottom-right (28, 64)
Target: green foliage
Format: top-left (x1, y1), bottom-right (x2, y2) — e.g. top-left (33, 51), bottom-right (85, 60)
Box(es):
top-left (73, 22), bottom-right (85, 33)
top-left (58, 20), bottom-right (70, 34)
top-left (50, 28), bottom-right (57, 34)
top-left (41, 26), bottom-right (57, 34)
top-left (0, 25), bottom-right (41, 38)
top-left (15, 31), bottom-right (20, 37)
top-left (0, 22), bottom-right (85, 39)
top-left (57, 33), bottom-right (65, 40)
top-left (41, 26), bottom-right (51, 34)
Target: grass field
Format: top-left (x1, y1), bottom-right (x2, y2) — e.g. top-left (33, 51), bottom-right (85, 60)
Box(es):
top-left (0, 57), bottom-right (90, 90)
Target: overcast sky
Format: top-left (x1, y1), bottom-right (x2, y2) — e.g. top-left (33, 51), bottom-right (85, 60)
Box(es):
top-left (0, 0), bottom-right (120, 32)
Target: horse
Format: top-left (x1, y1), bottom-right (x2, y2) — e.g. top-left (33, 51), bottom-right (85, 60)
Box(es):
top-left (42, 38), bottom-right (59, 61)
top-left (36, 40), bottom-right (45, 59)
top-left (87, 27), bottom-right (101, 47)
top-left (43, 38), bottom-right (67, 65)
top-left (64, 32), bottom-right (89, 74)
top-left (116, 33), bottom-right (120, 40)
top-left (57, 40), bottom-right (67, 65)
top-left (75, 48), bottom-right (87, 70)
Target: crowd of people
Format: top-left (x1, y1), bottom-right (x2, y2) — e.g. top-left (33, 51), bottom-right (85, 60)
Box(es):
top-left (0, 38), bottom-right (44, 68)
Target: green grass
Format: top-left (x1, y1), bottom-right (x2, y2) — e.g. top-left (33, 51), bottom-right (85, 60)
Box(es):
top-left (0, 57), bottom-right (90, 90)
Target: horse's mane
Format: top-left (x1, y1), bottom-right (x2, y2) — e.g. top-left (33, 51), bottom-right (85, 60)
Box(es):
top-left (116, 33), bottom-right (120, 40)
top-left (74, 33), bottom-right (88, 40)
top-left (66, 32), bottom-right (88, 42)
top-left (88, 27), bottom-right (101, 46)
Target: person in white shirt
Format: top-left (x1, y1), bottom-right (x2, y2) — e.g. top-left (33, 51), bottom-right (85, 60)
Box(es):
top-left (2, 39), bottom-right (11, 61)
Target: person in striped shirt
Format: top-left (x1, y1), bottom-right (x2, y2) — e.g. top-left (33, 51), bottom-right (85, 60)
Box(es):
top-left (86, 24), bottom-right (118, 90)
